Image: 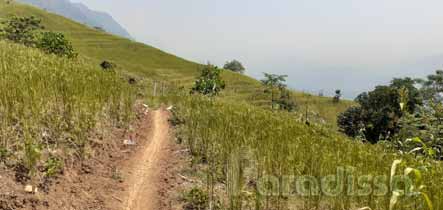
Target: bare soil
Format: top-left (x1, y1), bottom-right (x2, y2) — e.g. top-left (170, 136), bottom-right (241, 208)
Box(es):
top-left (0, 107), bottom-right (187, 210)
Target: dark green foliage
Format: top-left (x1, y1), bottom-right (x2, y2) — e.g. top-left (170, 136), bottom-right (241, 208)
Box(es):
top-left (355, 86), bottom-right (402, 142)
top-left (191, 64), bottom-right (226, 96)
top-left (337, 106), bottom-right (364, 138)
top-left (333, 89), bottom-right (342, 103)
top-left (0, 15), bottom-right (43, 46)
top-left (261, 73), bottom-right (287, 88)
top-left (100, 60), bottom-right (116, 70)
top-left (37, 31), bottom-right (77, 58)
top-left (338, 78), bottom-right (422, 143)
top-left (276, 88), bottom-right (297, 112)
top-left (395, 102), bottom-right (443, 159)
top-left (417, 70), bottom-right (443, 101)
top-left (223, 59), bottom-right (245, 74)
top-left (184, 188), bottom-right (209, 210)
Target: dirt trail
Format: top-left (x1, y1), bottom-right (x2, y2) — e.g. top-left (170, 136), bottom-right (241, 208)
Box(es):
top-left (124, 110), bottom-right (170, 210)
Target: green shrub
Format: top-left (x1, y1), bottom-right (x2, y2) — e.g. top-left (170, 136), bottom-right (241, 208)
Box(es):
top-left (337, 106), bottom-right (364, 138)
top-left (36, 31), bottom-right (77, 58)
top-left (191, 64), bottom-right (225, 96)
top-left (275, 88), bottom-right (297, 112)
top-left (339, 78), bottom-right (422, 143)
top-left (44, 156), bottom-right (63, 178)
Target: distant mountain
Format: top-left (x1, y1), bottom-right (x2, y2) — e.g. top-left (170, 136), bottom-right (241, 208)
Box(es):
top-left (17, 0), bottom-right (132, 39)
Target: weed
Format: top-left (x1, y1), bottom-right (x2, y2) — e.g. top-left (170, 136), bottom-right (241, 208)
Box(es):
top-left (43, 156), bottom-right (63, 178)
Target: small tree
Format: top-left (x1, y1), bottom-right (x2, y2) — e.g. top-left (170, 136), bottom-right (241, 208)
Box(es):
top-left (261, 73), bottom-right (287, 109)
top-left (333, 89), bottom-right (342, 103)
top-left (223, 60), bottom-right (245, 74)
top-left (191, 63), bottom-right (226, 96)
top-left (37, 31), bottom-right (77, 58)
top-left (0, 16), bottom-right (43, 46)
top-left (276, 88), bottom-right (297, 112)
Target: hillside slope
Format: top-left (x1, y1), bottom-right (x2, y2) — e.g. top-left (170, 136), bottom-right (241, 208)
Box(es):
top-left (0, 1), bottom-right (353, 124)
top-left (16, 0), bottom-right (132, 39)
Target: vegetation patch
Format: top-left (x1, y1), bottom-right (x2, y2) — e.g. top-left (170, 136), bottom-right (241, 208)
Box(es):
top-left (167, 94), bottom-right (443, 210)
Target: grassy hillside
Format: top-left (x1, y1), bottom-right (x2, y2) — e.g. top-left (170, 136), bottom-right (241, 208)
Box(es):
top-left (0, 40), bottom-right (135, 180)
top-left (0, 0), bottom-right (353, 124)
top-left (1, 2), bottom-right (443, 210)
top-left (170, 95), bottom-right (443, 210)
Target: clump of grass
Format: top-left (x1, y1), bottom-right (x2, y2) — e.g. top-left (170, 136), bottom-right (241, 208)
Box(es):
top-left (0, 41), bottom-right (136, 178)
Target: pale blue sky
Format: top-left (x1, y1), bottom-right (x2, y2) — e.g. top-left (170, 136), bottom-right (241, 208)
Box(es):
top-left (72, 0), bottom-right (443, 98)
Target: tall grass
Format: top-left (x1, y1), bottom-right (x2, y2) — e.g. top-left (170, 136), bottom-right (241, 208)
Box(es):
top-left (168, 94), bottom-right (443, 210)
top-left (0, 41), bottom-right (135, 174)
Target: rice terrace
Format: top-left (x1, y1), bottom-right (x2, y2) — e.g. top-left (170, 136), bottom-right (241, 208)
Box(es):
top-left (0, 0), bottom-right (442, 209)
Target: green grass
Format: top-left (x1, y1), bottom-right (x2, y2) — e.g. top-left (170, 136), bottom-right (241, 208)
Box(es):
top-left (1, 1), bottom-right (442, 210)
top-left (0, 40), bottom-right (135, 176)
top-left (0, 0), bottom-right (353, 124)
top-left (168, 95), bottom-right (443, 210)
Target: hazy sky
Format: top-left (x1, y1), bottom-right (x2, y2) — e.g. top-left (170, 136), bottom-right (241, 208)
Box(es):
top-left (72, 0), bottom-right (443, 98)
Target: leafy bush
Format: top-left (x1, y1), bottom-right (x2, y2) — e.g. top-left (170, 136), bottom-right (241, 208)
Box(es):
top-left (338, 78), bottom-right (422, 143)
top-left (337, 106), bottom-right (364, 138)
top-left (275, 88), bottom-right (297, 112)
top-left (36, 31), bottom-right (77, 58)
top-left (191, 64), bottom-right (225, 96)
